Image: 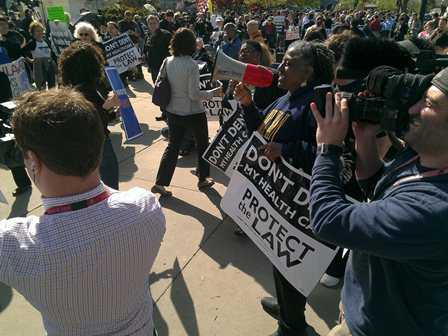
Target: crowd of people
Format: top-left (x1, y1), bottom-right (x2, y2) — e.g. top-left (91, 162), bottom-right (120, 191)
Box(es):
top-left (1, 2), bottom-right (448, 336)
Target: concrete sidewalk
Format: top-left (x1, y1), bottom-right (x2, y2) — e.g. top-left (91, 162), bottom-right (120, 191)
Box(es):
top-left (0, 73), bottom-right (341, 336)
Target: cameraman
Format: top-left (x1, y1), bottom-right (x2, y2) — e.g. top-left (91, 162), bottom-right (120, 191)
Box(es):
top-left (309, 68), bottom-right (448, 335)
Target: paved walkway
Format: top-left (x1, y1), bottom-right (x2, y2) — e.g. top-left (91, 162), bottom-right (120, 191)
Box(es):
top-left (0, 73), bottom-right (341, 336)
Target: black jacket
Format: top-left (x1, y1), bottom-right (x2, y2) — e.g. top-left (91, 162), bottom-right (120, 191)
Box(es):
top-left (144, 28), bottom-right (172, 70)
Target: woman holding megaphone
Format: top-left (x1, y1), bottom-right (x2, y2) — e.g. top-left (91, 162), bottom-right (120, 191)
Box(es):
top-left (152, 28), bottom-right (222, 197)
top-left (234, 40), bottom-right (334, 336)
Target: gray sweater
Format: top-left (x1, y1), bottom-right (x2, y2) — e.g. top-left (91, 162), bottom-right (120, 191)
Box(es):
top-left (164, 55), bottom-right (214, 116)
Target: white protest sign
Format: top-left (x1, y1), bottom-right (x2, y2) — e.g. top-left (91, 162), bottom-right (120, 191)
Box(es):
top-left (199, 73), bottom-right (237, 121)
top-left (273, 16), bottom-right (285, 32)
top-left (49, 21), bottom-right (73, 56)
top-left (286, 26), bottom-right (300, 40)
top-left (221, 132), bottom-right (350, 296)
top-left (104, 34), bottom-right (141, 74)
top-left (203, 108), bottom-right (248, 177)
top-left (0, 58), bottom-right (32, 98)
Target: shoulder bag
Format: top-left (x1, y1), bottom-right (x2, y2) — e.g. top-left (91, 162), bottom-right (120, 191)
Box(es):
top-left (152, 58), bottom-right (171, 108)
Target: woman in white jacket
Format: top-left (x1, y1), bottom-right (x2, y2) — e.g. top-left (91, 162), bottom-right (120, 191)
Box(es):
top-left (152, 28), bottom-right (222, 197)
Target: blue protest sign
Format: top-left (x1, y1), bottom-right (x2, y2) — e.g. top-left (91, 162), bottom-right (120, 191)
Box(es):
top-left (105, 67), bottom-right (143, 141)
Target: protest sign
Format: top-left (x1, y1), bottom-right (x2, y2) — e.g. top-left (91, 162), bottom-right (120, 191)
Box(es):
top-left (221, 132), bottom-right (356, 296)
top-left (286, 27), bottom-right (300, 40)
top-left (105, 67), bottom-right (143, 141)
top-left (273, 16), bottom-right (286, 32)
top-left (47, 6), bottom-right (66, 22)
top-left (104, 34), bottom-right (141, 74)
top-left (203, 108), bottom-right (248, 177)
top-left (199, 73), bottom-right (237, 121)
top-left (49, 21), bottom-right (72, 56)
top-left (0, 58), bottom-right (32, 98)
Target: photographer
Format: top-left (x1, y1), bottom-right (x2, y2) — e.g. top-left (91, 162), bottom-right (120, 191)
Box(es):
top-left (309, 68), bottom-right (448, 335)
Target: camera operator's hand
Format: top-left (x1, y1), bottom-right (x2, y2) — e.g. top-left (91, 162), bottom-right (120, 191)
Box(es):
top-left (310, 92), bottom-right (348, 147)
top-left (234, 83), bottom-right (253, 106)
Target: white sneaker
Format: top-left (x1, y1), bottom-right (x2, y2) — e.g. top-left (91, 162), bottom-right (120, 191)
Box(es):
top-left (320, 273), bottom-right (341, 287)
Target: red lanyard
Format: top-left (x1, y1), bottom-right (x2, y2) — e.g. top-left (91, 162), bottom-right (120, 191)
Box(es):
top-left (45, 189), bottom-right (111, 215)
top-left (388, 155), bottom-right (448, 187)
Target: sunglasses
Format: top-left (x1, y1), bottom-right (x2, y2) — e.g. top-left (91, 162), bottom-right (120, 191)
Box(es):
top-left (79, 33), bottom-right (90, 36)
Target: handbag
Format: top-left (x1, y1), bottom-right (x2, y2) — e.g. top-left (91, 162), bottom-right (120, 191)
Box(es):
top-left (152, 58), bottom-right (171, 108)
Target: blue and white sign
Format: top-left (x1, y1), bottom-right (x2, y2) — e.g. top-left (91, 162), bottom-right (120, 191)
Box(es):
top-left (105, 67), bottom-right (143, 141)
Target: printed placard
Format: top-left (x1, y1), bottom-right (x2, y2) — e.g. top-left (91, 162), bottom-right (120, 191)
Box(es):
top-left (49, 21), bottom-right (72, 56)
top-left (286, 27), bottom-right (300, 40)
top-left (199, 73), bottom-right (237, 121)
top-left (202, 108), bottom-right (248, 177)
top-left (104, 34), bottom-right (141, 74)
top-left (0, 58), bottom-right (32, 98)
top-left (105, 67), bottom-right (143, 141)
top-left (221, 132), bottom-right (343, 296)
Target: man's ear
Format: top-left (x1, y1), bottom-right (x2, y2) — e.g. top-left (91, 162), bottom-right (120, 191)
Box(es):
top-left (26, 150), bottom-right (42, 174)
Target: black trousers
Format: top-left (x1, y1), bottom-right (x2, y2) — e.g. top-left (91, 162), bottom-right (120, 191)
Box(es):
top-left (325, 248), bottom-right (348, 278)
top-left (155, 112), bottom-right (210, 186)
top-left (11, 165), bottom-right (31, 188)
top-left (273, 266), bottom-right (308, 335)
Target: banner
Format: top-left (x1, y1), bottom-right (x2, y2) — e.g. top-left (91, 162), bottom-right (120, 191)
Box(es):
top-left (0, 58), bottom-right (32, 98)
top-left (49, 21), bottom-right (73, 56)
top-left (105, 67), bottom-right (143, 141)
top-left (273, 16), bottom-right (285, 33)
top-left (199, 73), bottom-right (238, 121)
top-left (221, 132), bottom-right (353, 296)
top-left (104, 34), bottom-right (141, 74)
top-left (47, 6), bottom-right (66, 22)
top-left (202, 108), bottom-right (248, 177)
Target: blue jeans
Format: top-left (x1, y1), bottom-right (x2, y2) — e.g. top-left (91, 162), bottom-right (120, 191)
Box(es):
top-left (99, 139), bottom-right (119, 190)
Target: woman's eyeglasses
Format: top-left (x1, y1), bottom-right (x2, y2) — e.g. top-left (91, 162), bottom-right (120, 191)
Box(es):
top-left (79, 33), bottom-right (90, 36)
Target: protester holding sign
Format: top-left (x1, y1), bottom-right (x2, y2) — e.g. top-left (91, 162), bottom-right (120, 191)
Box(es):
top-left (58, 41), bottom-right (120, 190)
top-left (118, 11), bottom-right (143, 80)
top-left (152, 28), bottom-right (222, 197)
top-left (234, 40), bottom-right (334, 336)
top-left (103, 21), bottom-right (134, 88)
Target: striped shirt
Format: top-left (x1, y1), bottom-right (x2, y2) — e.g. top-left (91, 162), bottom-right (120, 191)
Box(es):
top-left (0, 183), bottom-right (166, 335)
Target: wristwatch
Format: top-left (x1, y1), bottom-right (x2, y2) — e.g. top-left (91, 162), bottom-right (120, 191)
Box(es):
top-left (317, 144), bottom-right (342, 156)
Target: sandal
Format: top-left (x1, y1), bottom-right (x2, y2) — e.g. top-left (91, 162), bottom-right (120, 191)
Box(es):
top-left (151, 185), bottom-right (172, 197)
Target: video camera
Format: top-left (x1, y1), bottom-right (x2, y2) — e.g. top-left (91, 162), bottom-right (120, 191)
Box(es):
top-left (415, 50), bottom-right (448, 75)
top-left (313, 67), bottom-right (433, 135)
